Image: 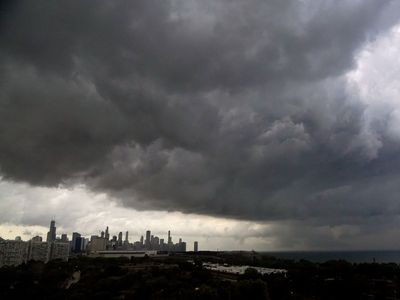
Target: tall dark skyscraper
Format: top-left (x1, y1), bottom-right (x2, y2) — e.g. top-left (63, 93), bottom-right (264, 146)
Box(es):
top-left (145, 230), bottom-right (151, 248)
top-left (105, 226), bottom-right (110, 241)
top-left (118, 232), bottom-right (123, 246)
top-left (71, 232), bottom-right (82, 252)
top-left (168, 230), bottom-right (172, 245)
top-left (194, 241), bottom-right (198, 252)
top-left (46, 219), bottom-right (56, 242)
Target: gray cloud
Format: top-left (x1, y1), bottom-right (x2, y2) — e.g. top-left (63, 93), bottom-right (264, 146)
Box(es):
top-left (1, 0), bottom-right (400, 238)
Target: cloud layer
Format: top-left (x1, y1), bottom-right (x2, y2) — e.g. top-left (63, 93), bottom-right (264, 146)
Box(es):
top-left (1, 0), bottom-right (400, 243)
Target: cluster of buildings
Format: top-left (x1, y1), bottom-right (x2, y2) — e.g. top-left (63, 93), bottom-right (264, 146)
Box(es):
top-left (0, 220), bottom-right (69, 267)
top-left (0, 220), bottom-right (199, 267)
top-left (88, 227), bottom-right (190, 253)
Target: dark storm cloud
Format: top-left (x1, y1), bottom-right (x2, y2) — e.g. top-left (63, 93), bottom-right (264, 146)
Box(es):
top-left (1, 0), bottom-right (400, 229)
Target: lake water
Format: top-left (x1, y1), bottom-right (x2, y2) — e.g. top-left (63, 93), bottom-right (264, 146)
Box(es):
top-left (263, 250), bottom-right (400, 263)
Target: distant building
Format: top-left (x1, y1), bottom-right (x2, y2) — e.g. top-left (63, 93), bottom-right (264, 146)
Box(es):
top-left (125, 231), bottom-right (129, 243)
top-left (118, 232), bottom-right (123, 246)
top-left (132, 241), bottom-right (141, 250)
top-left (28, 241), bottom-right (50, 263)
top-left (50, 242), bottom-right (69, 261)
top-left (105, 226), bottom-right (110, 241)
top-left (81, 238), bottom-right (89, 252)
top-left (0, 240), bottom-right (28, 267)
top-left (31, 236), bottom-right (42, 242)
top-left (46, 220), bottom-right (56, 242)
top-left (90, 236), bottom-right (107, 252)
top-left (71, 232), bottom-right (81, 253)
top-left (179, 242), bottom-right (186, 252)
top-left (27, 238), bottom-right (69, 263)
top-left (153, 236), bottom-right (159, 249)
top-left (61, 234), bottom-right (68, 242)
top-left (194, 241), bottom-right (198, 252)
top-left (76, 237), bottom-right (84, 253)
top-left (168, 231), bottom-right (172, 245)
top-left (160, 239), bottom-right (165, 250)
top-left (145, 231), bottom-right (151, 248)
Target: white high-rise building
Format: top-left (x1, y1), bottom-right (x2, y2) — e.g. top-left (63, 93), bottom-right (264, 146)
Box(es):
top-left (28, 241), bottom-right (51, 263)
top-left (89, 237), bottom-right (107, 252)
top-left (50, 242), bottom-right (69, 261)
top-left (0, 240), bottom-right (28, 267)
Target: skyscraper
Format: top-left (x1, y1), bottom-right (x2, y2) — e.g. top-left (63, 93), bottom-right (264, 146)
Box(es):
top-left (145, 230), bottom-right (151, 249)
top-left (46, 220), bottom-right (56, 242)
top-left (118, 232), bottom-right (123, 246)
top-left (160, 238), bottom-right (165, 250)
top-left (180, 242), bottom-right (186, 252)
top-left (194, 241), bottom-right (198, 252)
top-left (71, 232), bottom-right (81, 252)
top-left (153, 236), bottom-right (159, 250)
top-left (28, 240), bottom-right (50, 263)
top-left (125, 231), bottom-right (129, 243)
top-left (105, 226), bottom-right (110, 241)
top-left (168, 231), bottom-right (171, 245)
top-left (50, 242), bottom-right (69, 261)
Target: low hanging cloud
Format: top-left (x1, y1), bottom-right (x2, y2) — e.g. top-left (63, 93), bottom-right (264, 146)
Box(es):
top-left (1, 0), bottom-right (400, 229)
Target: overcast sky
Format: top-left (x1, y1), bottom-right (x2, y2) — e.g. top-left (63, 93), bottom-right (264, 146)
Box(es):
top-left (1, 0), bottom-right (400, 251)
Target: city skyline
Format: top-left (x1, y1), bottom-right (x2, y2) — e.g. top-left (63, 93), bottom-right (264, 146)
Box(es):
top-left (2, 219), bottom-right (197, 252)
top-left (1, 219), bottom-right (198, 268)
top-left (1, 1), bottom-right (400, 251)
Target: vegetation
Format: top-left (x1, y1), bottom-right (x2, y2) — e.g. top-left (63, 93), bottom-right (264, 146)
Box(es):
top-left (1, 253), bottom-right (400, 299)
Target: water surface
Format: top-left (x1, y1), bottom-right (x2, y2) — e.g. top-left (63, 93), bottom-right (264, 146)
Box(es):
top-left (263, 250), bottom-right (400, 263)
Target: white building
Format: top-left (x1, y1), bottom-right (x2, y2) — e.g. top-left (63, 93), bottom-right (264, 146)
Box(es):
top-left (89, 236), bottom-right (107, 252)
top-left (28, 241), bottom-right (51, 263)
top-left (0, 240), bottom-right (28, 267)
top-left (50, 242), bottom-right (70, 261)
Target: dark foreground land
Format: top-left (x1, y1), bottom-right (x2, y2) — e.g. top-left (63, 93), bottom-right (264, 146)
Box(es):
top-left (1, 252), bottom-right (400, 299)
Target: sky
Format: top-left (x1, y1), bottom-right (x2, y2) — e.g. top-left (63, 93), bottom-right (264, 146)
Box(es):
top-left (1, 0), bottom-right (400, 251)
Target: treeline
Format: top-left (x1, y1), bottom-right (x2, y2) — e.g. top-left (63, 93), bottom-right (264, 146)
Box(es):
top-left (0, 256), bottom-right (269, 299)
top-left (190, 252), bottom-right (400, 299)
top-left (1, 255), bottom-right (400, 299)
